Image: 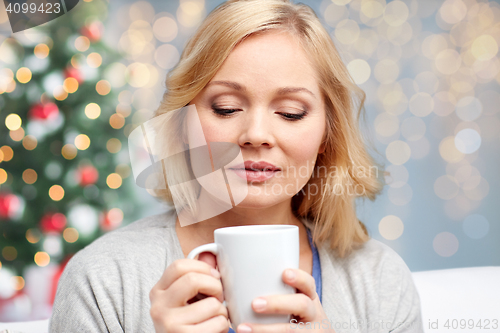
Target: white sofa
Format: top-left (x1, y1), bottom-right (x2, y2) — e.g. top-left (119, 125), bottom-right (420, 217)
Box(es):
top-left (412, 266), bottom-right (500, 333)
top-left (1, 266), bottom-right (499, 333)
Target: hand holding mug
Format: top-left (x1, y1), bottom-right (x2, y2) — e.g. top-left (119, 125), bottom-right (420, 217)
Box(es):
top-left (149, 255), bottom-right (230, 333)
top-left (236, 267), bottom-right (336, 333)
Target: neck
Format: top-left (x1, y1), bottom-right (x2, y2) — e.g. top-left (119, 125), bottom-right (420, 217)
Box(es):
top-left (179, 202), bottom-right (302, 237)
top-left (174, 194), bottom-right (313, 273)
top-left (177, 191), bottom-right (304, 243)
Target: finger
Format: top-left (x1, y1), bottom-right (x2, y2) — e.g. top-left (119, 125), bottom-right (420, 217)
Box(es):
top-left (251, 293), bottom-right (314, 319)
top-left (173, 296), bottom-right (228, 325)
top-left (282, 268), bottom-right (317, 300)
top-left (198, 252), bottom-right (217, 269)
top-left (166, 271), bottom-right (225, 307)
top-left (154, 258), bottom-right (220, 291)
top-left (190, 314), bottom-right (229, 333)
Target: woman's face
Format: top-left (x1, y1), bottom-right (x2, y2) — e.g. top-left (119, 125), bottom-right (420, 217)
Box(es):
top-left (189, 30), bottom-right (326, 209)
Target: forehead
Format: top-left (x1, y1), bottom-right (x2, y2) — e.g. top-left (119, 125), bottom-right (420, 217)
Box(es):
top-left (212, 30), bottom-right (320, 90)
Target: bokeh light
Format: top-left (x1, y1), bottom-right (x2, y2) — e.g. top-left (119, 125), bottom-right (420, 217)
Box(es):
top-left (379, 215), bottom-right (404, 240)
top-left (107, 173), bottom-right (123, 189)
top-left (109, 113), bottom-right (125, 129)
top-left (63, 228), bottom-right (79, 243)
top-left (74, 134), bottom-right (91, 150)
top-left (439, 0), bottom-right (467, 25)
top-left (34, 252), bottom-right (50, 267)
top-left (385, 140), bottom-right (411, 165)
top-left (10, 127), bottom-right (25, 141)
top-left (454, 128), bottom-right (481, 154)
top-left (61, 144), bottom-right (77, 160)
top-left (347, 59), bottom-right (371, 84)
top-left (12, 276), bottom-right (25, 291)
top-left (75, 36), bottom-right (90, 52)
top-left (471, 35), bottom-right (498, 61)
top-left (87, 52), bottom-right (103, 68)
top-left (34, 44), bottom-right (49, 58)
top-left (5, 114), bottom-right (22, 130)
top-left (433, 232), bottom-right (459, 257)
top-left (335, 19), bottom-right (360, 45)
top-left (2, 246), bottom-right (17, 261)
top-left (63, 77), bottom-right (79, 93)
top-left (0, 169), bottom-right (7, 185)
top-left (26, 229), bottom-right (41, 244)
top-left (1, 146), bottom-right (13, 161)
top-left (383, 1), bottom-right (408, 27)
top-left (49, 185), bottom-right (65, 201)
top-left (22, 135), bottom-right (37, 150)
top-left (154, 44), bottom-right (180, 70)
top-left (16, 67), bottom-right (32, 83)
top-left (22, 169), bottom-right (37, 184)
top-left (85, 103), bottom-right (101, 119)
top-left (107, 138), bottom-right (122, 153)
top-left (153, 16), bottom-right (178, 42)
top-left (96, 80), bottom-right (111, 95)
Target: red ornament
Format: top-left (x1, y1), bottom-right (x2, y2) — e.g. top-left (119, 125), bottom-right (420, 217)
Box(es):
top-left (77, 165), bottom-right (99, 187)
top-left (80, 21), bottom-right (103, 42)
top-left (64, 66), bottom-right (83, 84)
top-left (0, 193), bottom-right (20, 219)
top-left (28, 102), bottom-right (59, 121)
top-left (39, 213), bottom-right (67, 234)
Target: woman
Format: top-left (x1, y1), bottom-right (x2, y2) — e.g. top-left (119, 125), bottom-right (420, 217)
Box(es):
top-left (50, 0), bottom-right (423, 332)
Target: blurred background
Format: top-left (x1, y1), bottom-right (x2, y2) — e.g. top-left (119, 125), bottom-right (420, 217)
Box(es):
top-left (0, 0), bottom-right (498, 322)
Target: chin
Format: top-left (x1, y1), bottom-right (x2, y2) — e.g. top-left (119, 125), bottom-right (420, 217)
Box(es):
top-left (233, 190), bottom-right (291, 209)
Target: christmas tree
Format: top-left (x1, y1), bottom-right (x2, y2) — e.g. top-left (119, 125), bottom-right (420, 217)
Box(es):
top-left (0, 0), bottom-right (142, 319)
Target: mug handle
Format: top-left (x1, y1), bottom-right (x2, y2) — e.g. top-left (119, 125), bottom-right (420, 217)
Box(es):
top-left (187, 243), bottom-right (219, 259)
top-left (187, 243), bottom-right (225, 307)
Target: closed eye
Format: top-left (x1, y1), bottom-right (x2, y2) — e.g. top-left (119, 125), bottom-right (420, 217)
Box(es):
top-left (211, 107), bottom-right (308, 121)
top-left (211, 107), bottom-right (240, 117)
top-left (278, 111), bottom-right (307, 121)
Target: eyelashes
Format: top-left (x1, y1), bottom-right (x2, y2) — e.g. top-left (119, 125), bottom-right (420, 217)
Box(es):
top-left (211, 106), bottom-right (308, 121)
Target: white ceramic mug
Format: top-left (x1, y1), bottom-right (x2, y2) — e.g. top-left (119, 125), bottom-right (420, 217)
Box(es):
top-left (187, 224), bottom-right (299, 328)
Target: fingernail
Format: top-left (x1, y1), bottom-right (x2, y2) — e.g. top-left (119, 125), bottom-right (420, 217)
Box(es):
top-left (238, 324), bottom-right (252, 333)
top-left (252, 298), bottom-right (267, 311)
top-left (211, 268), bottom-right (220, 278)
top-left (285, 269), bottom-right (296, 281)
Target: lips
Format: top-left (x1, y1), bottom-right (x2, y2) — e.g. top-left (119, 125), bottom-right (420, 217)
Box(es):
top-left (230, 161), bottom-right (281, 172)
top-left (228, 160), bottom-right (281, 182)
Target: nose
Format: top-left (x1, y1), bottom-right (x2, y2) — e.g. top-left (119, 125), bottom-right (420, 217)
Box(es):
top-left (238, 108), bottom-right (275, 149)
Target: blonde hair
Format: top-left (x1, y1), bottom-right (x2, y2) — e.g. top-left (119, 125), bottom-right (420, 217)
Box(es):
top-left (153, 0), bottom-right (383, 257)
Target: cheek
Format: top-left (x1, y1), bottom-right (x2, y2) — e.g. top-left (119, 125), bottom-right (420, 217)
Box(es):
top-left (281, 123), bottom-right (325, 163)
top-left (198, 118), bottom-right (233, 143)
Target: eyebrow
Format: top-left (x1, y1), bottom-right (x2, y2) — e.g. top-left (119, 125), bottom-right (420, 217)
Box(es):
top-left (206, 80), bottom-right (317, 99)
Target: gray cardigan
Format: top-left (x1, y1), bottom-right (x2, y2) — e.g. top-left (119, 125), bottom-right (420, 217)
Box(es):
top-left (49, 209), bottom-right (423, 332)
